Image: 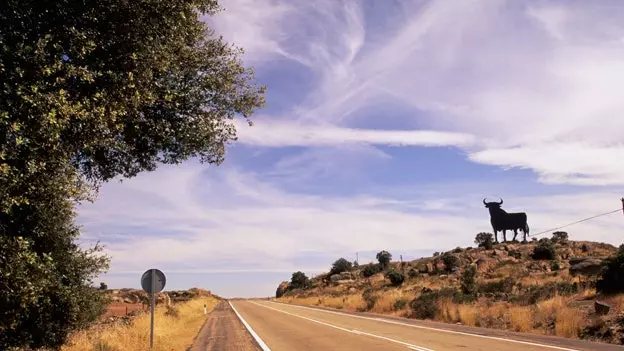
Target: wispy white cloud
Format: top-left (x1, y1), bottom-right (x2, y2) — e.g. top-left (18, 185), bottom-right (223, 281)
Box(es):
top-left (215, 0), bottom-right (624, 185)
top-left (235, 119), bottom-right (475, 147)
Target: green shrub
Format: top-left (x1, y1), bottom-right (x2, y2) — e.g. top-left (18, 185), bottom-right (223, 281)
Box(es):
top-left (551, 261), bottom-right (561, 271)
top-left (514, 281), bottom-right (579, 305)
top-left (478, 277), bottom-right (515, 294)
top-left (376, 250), bottom-right (392, 268)
top-left (99, 282), bottom-right (108, 290)
top-left (362, 263), bottom-right (383, 278)
top-left (453, 247), bottom-right (463, 253)
top-left (596, 244), bottom-right (624, 294)
top-left (410, 292), bottom-right (439, 319)
top-left (532, 238), bottom-right (556, 260)
top-left (385, 269), bottom-right (405, 286)
top-left (460, 265), bottom-right (477, 295)
top-left (362, 288), bottom-right (378, 310)
top-left (408, 268), bottom-right (420, 279)
top-left (393, 298), bottom-right (409, 311)
top-left (441, 253), bottom-right (460, 272)
top-left (330, 258), bottom-right (353, 275)
top-left (474, 232), bottom-right (495, 249)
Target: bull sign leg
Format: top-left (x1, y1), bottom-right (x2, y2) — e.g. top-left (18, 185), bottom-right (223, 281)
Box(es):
top-left (512, 229), bottom-right (518, 242)
top-left (502, 229), bottom-right (507, 243)
top-left (493, 230), bottom-right (499, 243)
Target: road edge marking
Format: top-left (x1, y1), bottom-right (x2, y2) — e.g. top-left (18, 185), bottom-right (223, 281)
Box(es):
top-left (250, 301), bottom-right (435, 351)
top-left (268, 301), bottom-right (582, 351)
top-left (229, 301), bottom-right (271, 351)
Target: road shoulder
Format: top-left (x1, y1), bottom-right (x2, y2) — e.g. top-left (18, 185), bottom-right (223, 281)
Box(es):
top-left (189, 301), bottom-right (260, 351)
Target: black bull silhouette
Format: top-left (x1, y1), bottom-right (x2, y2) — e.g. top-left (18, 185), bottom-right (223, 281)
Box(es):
top-left (483, 198), bottom-right (530, 243)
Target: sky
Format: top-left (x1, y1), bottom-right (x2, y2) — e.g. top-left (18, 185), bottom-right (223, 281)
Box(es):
top-left (77, 0), bottom-right (624, 298)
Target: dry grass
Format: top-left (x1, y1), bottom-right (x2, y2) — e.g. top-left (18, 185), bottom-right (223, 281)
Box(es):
top-left (370, 290), bottom-right (415, 314)
top-left (456, 304), bottom-right (478, 326)
top-left (62, 296), bottom-right (219, 351)
top-left (554, 307), bottom-right (583, 338)
top-left (609, 294), bottom-right (624, 313)
top-left (509, 306), bottom-right (533, 332)
top-left (279, 294), bottom-right (367, 311)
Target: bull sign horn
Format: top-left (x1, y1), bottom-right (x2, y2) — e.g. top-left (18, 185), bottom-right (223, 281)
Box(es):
top-left (498, 198), bottom-right (504, 205)
top-left (483, 198), bottom-right (488, 205)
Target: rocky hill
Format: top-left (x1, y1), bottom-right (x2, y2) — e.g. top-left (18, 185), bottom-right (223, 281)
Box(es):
top-left (276, 238), bottom-right (624, 345)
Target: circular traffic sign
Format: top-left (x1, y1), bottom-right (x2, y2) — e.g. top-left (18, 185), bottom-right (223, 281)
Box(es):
top-left (141, 268), bottom-right (166, 294)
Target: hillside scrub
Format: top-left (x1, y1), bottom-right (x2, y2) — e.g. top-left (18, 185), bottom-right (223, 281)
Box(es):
top-left (277, 240), bottom-right (624, 344)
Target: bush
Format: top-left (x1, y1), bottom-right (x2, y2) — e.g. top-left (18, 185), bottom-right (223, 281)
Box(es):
top-left (460, 265), bottom-right (477, 295)
top-left (408, 268), bottom-right (420, 279)
top-left (289, 271), bottom-right (311, 290)
top-left (453, 247), bottom-right (463, 253)
top-left (475, 232), bottom-right (495, 249)
top-left (330, 258), bottom-right (353, 275)
top-left (376, 250), bottom-right (392, 268)
top-left (532, 238), bottom-right (556, 260)
top-left (514, 281), bottom-right (578, 305)
top-left (551, 261), bottom-right (561, 271)
top-left (478, 277), bottom-right (515, 294)
top-left (353, 260), bottom-right (359, 268)
top-left (596, 244), bottom-right (624, 294)
top-left (441, 253), bottom-right (460, 272)
top-left (385, 269), bottom-right (405, 286)
top-left (362, 288), bottom-right (378, 310)
top-left (552, 231), bottom-right (569, 243)
top-left (433, 252), bottom-right (440, 257)
top-left (508, 250), bottom-right (522, 259)
top-left (393, 298), bottom-right (409, 311)
top-left (362, 263), bottom-right (383, 278)
top-left (99, 282), bottom-right (108, 290)
top-left (581, 243), bottom-right (589, 252)
top-left (410, 292), bottom-right (440, 319)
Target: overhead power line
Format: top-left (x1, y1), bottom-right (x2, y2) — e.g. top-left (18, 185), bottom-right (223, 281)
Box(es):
top-left (529, 203), bottom-right (622, 238)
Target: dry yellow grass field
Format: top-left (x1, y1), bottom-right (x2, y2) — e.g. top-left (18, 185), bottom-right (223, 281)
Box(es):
top-left (62, 296), bottom-right (219, 351)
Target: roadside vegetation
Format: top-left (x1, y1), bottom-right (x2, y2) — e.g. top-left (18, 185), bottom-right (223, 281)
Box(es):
top-left (62, 295), bottom-right (220, 351)
top-left (277, 234), bottom-right (624, 345)
top-left (0, 0), bottom-right (264, 350)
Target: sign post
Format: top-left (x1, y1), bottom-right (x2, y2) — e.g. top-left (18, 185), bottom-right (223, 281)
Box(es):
top-left (141, 269), bottom-right (166, 349)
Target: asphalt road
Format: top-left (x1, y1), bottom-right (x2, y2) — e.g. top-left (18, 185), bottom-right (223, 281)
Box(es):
top-left (229, 300), bottom-right (624, 351)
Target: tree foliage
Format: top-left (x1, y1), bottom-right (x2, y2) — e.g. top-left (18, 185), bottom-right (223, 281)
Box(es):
top-left (441, 253), bottom-right (460, 272)
top-left (289, 271), bottom-right (311, 290)
top-left (330, 258), bottom-right (352, 275)
top-left (596, 244), bottom-right (624, 294)
top-left (376, 250), bottom-right (392, 268)
top-left (0, 0), bottom-right (264, 349)
top-left (362, 263), bottom-right (382, 278)
top-left (474, 232), bottom-right (494, 250)
top-left (551, 231), bottom-right (569, 243)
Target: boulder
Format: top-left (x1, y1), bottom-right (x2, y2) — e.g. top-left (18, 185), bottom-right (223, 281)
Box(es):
top-left (569, 258), bottom-right (603, 277)
top-left (337, 272), bottom-right (353, 280)
top-left (595, 301), bottom-right (611, 315)
top-left (425, 263), bottom-right (435, 273)
top-left (276, 281), bottom-right (289, 298)
top-left (330, 274), bottom-right (342, 283)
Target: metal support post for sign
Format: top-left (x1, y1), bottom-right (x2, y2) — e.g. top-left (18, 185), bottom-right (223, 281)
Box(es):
top-left (150, 269), bottom-right (155, 349)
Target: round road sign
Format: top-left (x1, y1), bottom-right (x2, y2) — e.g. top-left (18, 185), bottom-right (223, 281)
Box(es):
top-left (141, 269), bottom-right (166, 294)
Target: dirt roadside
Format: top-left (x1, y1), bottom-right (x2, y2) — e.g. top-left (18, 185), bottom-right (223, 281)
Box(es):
top-left (189, 301), bottom-right (260, 351)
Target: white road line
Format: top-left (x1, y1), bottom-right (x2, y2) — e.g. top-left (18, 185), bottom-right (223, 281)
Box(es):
top-left (250, 301), bottom-right (436, 351)
top-left (228, 301), bottom-right (271, 351)
top-left (268, 301), bottom-right (583, 351)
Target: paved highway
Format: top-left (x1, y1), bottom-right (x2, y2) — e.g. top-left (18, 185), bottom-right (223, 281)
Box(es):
top-left (229, 300), bottom-right (623, 351)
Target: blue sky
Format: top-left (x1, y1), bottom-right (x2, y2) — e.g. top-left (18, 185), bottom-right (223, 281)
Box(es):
top-left (77, 0), bottom-right (624, 297)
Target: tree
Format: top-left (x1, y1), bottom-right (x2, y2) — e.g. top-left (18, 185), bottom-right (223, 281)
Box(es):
top-left (474, 232), bottom-right (494, 250)
top-left (362, 263), bottom-right (382, 277)
top-left (385, 268), bottom-right (405, 286)
top-left (552, 231), bottom-right (569, 243)
top-left (330, 258), bottom-right (352, 275)
top-left (376, 250), bottom-right (392, 269)
top-left (289, 271), bottom-right (310, 290)
top-left (99, 282), bottom-right (108, 290)
top-left (353, 260), bottom-right (359, 268)
top-left (460, 265), bottom-right (477, 295)
top-left (596, 244), bottom-right (624, 294)
top-left (0, 1), bottom-right (264, 349)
